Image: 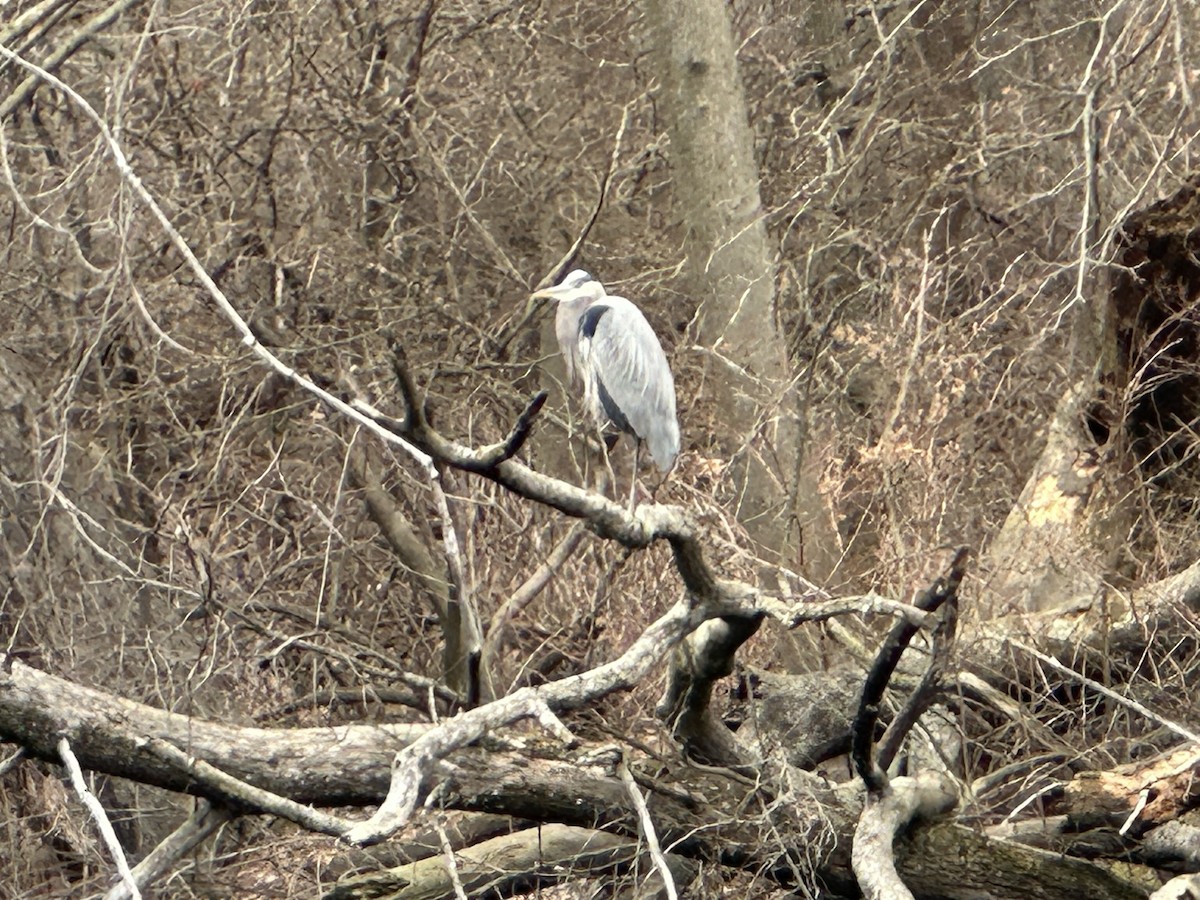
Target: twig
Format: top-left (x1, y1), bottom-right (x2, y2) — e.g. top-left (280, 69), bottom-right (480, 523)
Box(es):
top-left (386, 348), bottom-right (549, 469)
top-left (482, 522), bottom-right (588, 676)
top-left (0, 0), bottom-right (146, 120)
top-left (1169, 0), bottom-right (1192, 107)
top-left (344, 450), bottom-right (467, 702)
top-left (258, 686), bottom-right (455, 722)
top-left (481, 390), bottom-right (549, 464)
top-left (410, 126), bottom-right (526, 287)
top-left (58, 738), bottom-right (141, 900)
top-left (1120, 789), bottom-right (1150, 837)
top-left (125, 266), bottom-right (193, 353)
top-left (429, 464), bottom-right (482, 703)
top-left (1068, 87), bottom-right (1100, 313)
top-left (0, 124), bottom-right (105, 274)
top-left (618, 757), bottom-right (678, 900)
top-left (814, 0), bottom-right (929, 159)
top-left (532, 701), bottom-right (579, 748)
top-left (0, 45), bottom-right (436, 474)
top-left (969, 752), bottom-right (1068, 801)
top-left (878, 209), bottom-right (942, 446)
top-left (548, 99), bottom-right (634, 288)
top-left (103, 800), bottom-right (234, 900)
top-left (1008, 639), bottom-right (1200, 745)
top-left (434, 819), bottom-right (470, 900)
top-left (496, 99), bottom-right (637, 357)
top-left (0, 746), bottom-right (25, 776)
top-left (0, 0), bottom-right (76, 49)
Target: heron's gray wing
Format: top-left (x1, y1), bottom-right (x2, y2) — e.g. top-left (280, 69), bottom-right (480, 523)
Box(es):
top-left (584, 296), bottom-right (680, 471)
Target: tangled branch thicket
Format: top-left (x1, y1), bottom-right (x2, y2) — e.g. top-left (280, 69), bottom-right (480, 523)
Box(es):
top-left (4, 0), bottom-right (1200, 897)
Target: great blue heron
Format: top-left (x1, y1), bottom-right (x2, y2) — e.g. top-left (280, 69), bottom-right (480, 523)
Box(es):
top-left (532, 269), bottom-right (679, 509)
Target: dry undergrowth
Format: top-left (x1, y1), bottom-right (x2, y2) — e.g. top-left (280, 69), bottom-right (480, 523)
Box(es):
top-left (2, 0), bottom-right (1200, 896)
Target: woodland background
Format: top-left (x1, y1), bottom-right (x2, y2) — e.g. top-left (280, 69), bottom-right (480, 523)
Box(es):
top-left (3, 0), bottom-right (1200, 897)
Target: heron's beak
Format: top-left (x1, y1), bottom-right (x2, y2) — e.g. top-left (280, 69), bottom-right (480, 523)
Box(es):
top-left (530, 283), bottom-right (576, 304)
top-left (530, 285), bottom-right (567, 302)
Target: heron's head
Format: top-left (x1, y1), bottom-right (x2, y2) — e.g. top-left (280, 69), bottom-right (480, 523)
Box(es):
top-left (530, 269), bottom-right (605, 305)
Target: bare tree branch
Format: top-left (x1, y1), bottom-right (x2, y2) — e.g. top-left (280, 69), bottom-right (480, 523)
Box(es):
top-left (0, 43), bottom-right (437, 474)
top-left (103, 801), bottom-right (234, 900)
top-left (0, 0), bottom-right (146, 120)
top-left (762, 592), bottom-right (933, 629)
top-left (344, 597), bottom-right (710, 845)
top-left (59, 738), bottom-right (141, 900)
top-left (851, 550), bottom-right (968, 793)
top-left (433, 818), bottom-right (470, 900)
top-left (1008, 639), bottom-right (1200, 746)
top-left (848, 552), bottom-right (968, 900)
top-left (141, 738), bottom-right (358, 838)
top-left (877, 582), bottom-right (961, 772)
top-left (619, 756), bottom-right (679, 900)
top-left (481, 521), bottom-right (588, 677)
top-left (497, 99), bottom-right (639, 356)
top-left (381, 352), bottom-right (726, 604)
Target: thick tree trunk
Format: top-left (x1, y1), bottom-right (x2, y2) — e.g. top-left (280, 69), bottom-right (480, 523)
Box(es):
top-left (643, 0), bottom-right (836, 578)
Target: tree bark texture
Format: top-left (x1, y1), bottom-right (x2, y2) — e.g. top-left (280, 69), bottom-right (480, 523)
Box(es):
top-left (327, 824), bottom-right (636, 899)
top-left (643, 0), bottom-right (836, 577)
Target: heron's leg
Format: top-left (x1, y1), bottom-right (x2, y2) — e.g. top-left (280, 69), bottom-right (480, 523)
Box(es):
top-left (627, 440), bottom-right (640, 512)
top-left (598, 430), bottom-right (619, 501)
top-left (648, 454), bottom-right (676, 503)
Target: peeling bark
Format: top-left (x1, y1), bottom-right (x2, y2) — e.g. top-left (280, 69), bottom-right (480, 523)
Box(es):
top-left (1065, 747), bottom-right (1200, 835)
top-left (981, 383), bottom-right (1109, 614)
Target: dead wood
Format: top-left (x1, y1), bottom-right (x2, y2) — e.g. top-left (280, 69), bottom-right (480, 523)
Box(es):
top-left (325, 824), bottom-right (637, 900)
top-left (1065, 747), bottom-right (1200, 836)
top-left (657, 612), bottom-right (767, 768)
top-left (850, 554), bottom-right (966, 900)
top-left (2, 650), bottom-right (1160, 898)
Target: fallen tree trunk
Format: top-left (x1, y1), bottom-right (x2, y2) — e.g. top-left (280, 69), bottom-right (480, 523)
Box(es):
top-left (0, 656), bottom-right (419, 806)
top-left (325, 824), bottom-right (637, 900)
top-left (897, 822), bottom-right (1149, 900)
top-left (0, 653), bottom-right (1162, 898)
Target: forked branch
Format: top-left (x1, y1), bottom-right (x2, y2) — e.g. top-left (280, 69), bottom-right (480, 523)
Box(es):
top-left (851, 549), bottom-right (968, 792)
top-left (850, 550), bottom-right (967, 900)
top-left (377, 347), bottom-right (728, 606)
